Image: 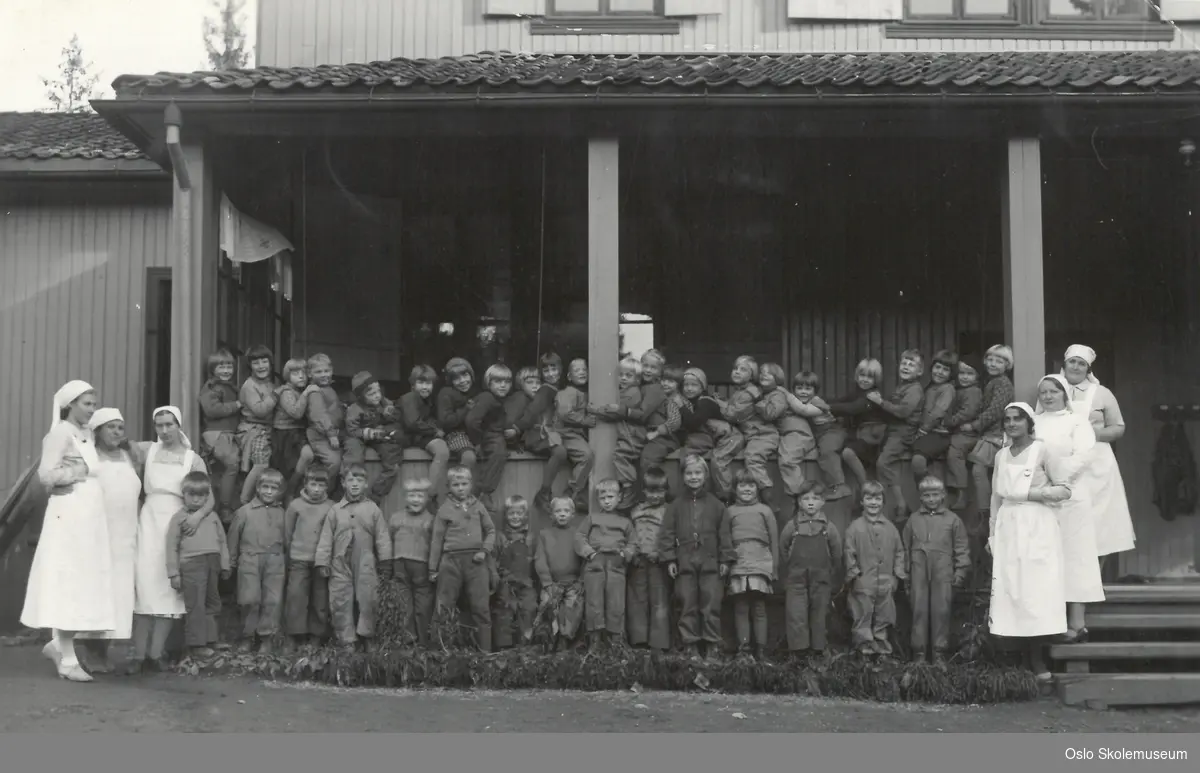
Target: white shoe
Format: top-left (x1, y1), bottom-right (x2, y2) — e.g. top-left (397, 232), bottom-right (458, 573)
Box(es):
top-left (42, 640), bottom-right (61, 665)
top-left (57, 663), bottom-right (94, 682)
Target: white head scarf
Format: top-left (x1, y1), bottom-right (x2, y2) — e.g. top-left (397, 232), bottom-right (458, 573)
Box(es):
top-left (152, 405), bottom-right (193, 449)
top-left (1005, 401), bottom-right (1037, 426)
top-left (1062, 344), bottom-right (1100, 386)
top-left (52, 380), bottom-right (94, 430)
top-left (1035, 374), bottom-right (1074, 415)
top-left (88, 407), bottom-right (124, 431)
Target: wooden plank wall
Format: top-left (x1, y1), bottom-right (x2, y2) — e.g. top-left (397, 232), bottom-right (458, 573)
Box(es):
top-left (256, 0), bottom-right (1198, 67)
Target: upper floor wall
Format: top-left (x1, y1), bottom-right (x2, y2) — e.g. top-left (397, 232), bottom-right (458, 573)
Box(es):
top-left (257, 0), bottom-right (1200, 67)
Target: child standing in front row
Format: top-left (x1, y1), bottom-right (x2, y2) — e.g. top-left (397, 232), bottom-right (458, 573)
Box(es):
top-left (239, 345), bottom-right (279, 505)
top-left (903, 477), bottom-right (970, 665)
top-left (493, 495), bottom-right (537, 650)
top-left (871, 350), bottom-right (927, 521)
top-left (315, 464), bottom-right (393, 652)
top-left (399, 365), bottom-right (451, 504)
top-left (575, 479), bottom-right (636, 650)
top-left (659, 455), bottom-right (734, 663)
top-left (723, 469), bottom-right (780, 662)
top-left (779, 481), bottom-right (843, 660)
top-left (229, 468), bottom-right (287, 654)
top-left (555, 359), bottom-right (597, 513)
top-left (627, 467), bottom-right (671, 652)
top-left (428, 465), bottom-right (495, 653)
top-left (844, 480), bottom-right (906, 657)
top-left (166, 471), bottom-right (231, 659)
top-left (535, 497), bottom-right (586, 651)
top-left (283, 466), bottom-right (334, 652)
top-left (711, 356), bottom-right (763, 503)
top-left (198, 348), bottom-right (242, 523)
top-left (388, 477), bottom-right (436, 647)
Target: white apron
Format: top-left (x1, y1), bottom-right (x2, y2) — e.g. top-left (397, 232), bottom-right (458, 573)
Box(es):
top-left (133, 443), bottom-right (192, 617)
top-left (1071, 384), bottom-right (1136, 557)
top-left (20, 429), bottom-right (117, 632)
top-left (989, 442), bottom-right (1068, 638)
top-left (78, 451), bottom-right (142, 639)
top-left (1036, 412), bottom-right (1105, 604)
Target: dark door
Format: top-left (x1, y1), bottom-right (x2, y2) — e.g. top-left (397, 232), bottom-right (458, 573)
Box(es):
top-left (144, 269), bottom-right (172, 440)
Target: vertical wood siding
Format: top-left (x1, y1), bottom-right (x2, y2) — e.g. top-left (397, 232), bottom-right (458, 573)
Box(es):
top-left (258, 0), bottom-right (1198, 66)
top-left (0, 187), bottom-right (171, 629)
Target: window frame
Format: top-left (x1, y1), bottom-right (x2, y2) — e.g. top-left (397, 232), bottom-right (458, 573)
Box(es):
top-left (887, 0), bottom-right (1173, 40)
top-left (532, 0), bottom-right (681, 35)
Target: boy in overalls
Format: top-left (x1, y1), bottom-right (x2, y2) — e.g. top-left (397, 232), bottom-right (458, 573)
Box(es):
top-left (779, 481), bottom-right (843, 660)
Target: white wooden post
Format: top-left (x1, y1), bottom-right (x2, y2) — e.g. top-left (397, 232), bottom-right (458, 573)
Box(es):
top-left (588, 137), bottom-right (620, 494)
top-left (1002, 137), bottom-right (1046, 402)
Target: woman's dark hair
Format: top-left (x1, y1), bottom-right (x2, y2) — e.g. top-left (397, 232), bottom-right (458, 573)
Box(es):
top-left (59, 406), bottom-right (71, 420)
top-left (1005, 407), bottom-right (1036, 437)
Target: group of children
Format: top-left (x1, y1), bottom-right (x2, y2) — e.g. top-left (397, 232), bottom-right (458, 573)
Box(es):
top-left (178, 342), bottom-right (1016, 664)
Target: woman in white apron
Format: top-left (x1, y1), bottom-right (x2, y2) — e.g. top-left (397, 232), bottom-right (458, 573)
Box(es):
top-left (1060, 345), bottom-right (1136, 560)
top-left (21, 381), bottom-right (116, 682)
top-left (75, 408), bottom-right (143, 674)
top-left (988, 402), bottom-right (1070, 682)
top-left (127, 405), bottom-right (214, 673)
top-left (1035, 374), bottom-right (1104, 642)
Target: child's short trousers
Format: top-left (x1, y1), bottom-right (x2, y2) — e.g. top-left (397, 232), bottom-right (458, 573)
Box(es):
top-left (445, 431), bottom-right (474, 455)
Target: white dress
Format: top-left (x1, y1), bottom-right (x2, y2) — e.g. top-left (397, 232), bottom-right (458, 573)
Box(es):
top-left (989, 441), bottom-right (1068, 638)
top-left (133, 443), bottom-right (193, 618)
top-left (1070, 382), bottom-right (1136, 557)
top-left (1035, 409), bottom-right (1105, 603)
top-left (20, 422), bottom-right (117, 632)
top-left (78, 450), bottom-right (142, 640)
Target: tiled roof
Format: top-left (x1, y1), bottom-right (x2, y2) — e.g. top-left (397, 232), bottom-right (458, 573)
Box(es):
top-left (111, 50), bottom-right (1200, 98)
top-left (0, 112), bottom-right (146, 160)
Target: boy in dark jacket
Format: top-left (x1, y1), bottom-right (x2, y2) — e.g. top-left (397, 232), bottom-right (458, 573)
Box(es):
top-left (871, 349), bottom-right (927, 521)
top-left (910, 350), bottom-right (959, 486)
top-left (575, 479), bottom-right (637, 649)
top-left (399, 364), bottom-right (450, 505)
top-left (903, 477), bottom-right (970, 665)
top-left (834, 358), bottom-right (890, 490)
top-left (511, 357), bottom-right (569, 514)
top-left (659, 454), bottom-right (735, 663)
top-left (465, 364), bottom-right (513, 516)
top-left (679, 367), bottom-right (722, 461)
top-left (627, 467), bottom-right (671, 652)
top-left (555, 359), bottom-right (596, 512)
top-left (535, 497), bottom-right (585, 650)
top-left (283, 466), bottom-right (334, 651)
top-left (436, 357), bottom-right (478, 468)
top-left (492, 495), bottom-right (537, 649)
top-left (344, 370), bottom-right (405, 505)
top-left (167, 472), bottom-right (231, 659)
top-left (429, 465), bottom-right (496, 652)
top-left (229, 468), bottom-right (288, 654)
top-left (943, 356), bottom-right (984, 510)
top-left (198, 348), bottom-right (242, 522)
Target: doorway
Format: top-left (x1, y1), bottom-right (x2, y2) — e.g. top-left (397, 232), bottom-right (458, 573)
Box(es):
top-left (144, 268), bottom-right (172, 439)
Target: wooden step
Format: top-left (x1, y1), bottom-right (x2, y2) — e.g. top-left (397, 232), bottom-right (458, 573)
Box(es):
top-left (1050, 642), bottom-right (1200, 660)
top-left (1086, 612), bottom-right (1200, 630)
top-left (1091, 603), bottom-right (1200, 617)
top-left (1058, 673), bottom-right (1200, 708)
top-left (1100, 584), bottom-right (1200, 604)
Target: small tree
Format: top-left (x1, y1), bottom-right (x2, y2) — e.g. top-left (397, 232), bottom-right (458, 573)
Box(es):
top-left (204, 0), bottom-right (252, 70)
top-left (41, 35), bottom-right (101, 113)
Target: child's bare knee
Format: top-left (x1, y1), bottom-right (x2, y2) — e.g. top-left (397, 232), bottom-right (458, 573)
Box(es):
top-left (426, 439), bottom-right (450, 462)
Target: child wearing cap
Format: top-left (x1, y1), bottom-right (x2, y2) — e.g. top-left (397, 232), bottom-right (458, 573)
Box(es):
top-left (344, 371), bottom-right (406, 505)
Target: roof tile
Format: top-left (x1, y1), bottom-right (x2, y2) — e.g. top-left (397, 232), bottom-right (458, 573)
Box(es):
top-left (0, 112), bottom-right (146, 161)
top-left (109, 51), bottom-right (1200, 99)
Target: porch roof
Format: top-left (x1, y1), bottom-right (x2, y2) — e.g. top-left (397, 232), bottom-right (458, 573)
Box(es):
top-left (109, 50), bottom-right (1200, 101)
top-left (0, 112), bottom-right (162, 177)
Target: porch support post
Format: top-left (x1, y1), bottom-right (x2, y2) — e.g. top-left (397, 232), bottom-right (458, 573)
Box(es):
top-left (170, 141), bottom-right (219, 442)
top-left (588, 137), bottom-right (620, 491)
top-left (1001, 137), bottom-right (1045, 402)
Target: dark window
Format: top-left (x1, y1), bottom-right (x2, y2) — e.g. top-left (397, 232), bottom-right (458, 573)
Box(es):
top-left (890, 0), bottom-right (1169, 39)
top-left (534, 0), bottom-right (679, 34)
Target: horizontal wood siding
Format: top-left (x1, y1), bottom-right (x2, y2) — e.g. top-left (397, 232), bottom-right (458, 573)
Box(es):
top-left (0, 184), bottom-right (172, 630)
top-left (258, 0), bottom-right (1197, 65)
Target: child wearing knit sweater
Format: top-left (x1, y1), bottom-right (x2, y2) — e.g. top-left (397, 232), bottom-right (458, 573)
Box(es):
top-left (535, 497), bottom-right (585, 650)
top-left (575, 479), bottom-right (636, 649)
top-left (909, 350), bottom-right (959, 485)
top-left (723, 470), bottom-right (780, 662)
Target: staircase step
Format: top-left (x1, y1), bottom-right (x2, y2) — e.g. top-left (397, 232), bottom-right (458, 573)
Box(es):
top-left (1086, 612), bottom-right (1200, 630)
top-left (1057, 673), bottom-right (1200, 708)
top-left (1050, 642), bottom-right (1200, 660)
top-left (1101, 584), bottom-right (1200, 605)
